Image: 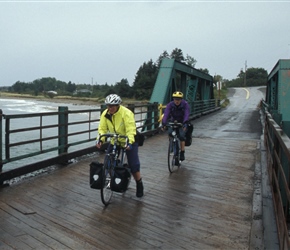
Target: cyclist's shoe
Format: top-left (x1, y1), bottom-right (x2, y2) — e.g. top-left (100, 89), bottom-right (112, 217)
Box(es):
top-left (136, 178), bottom-right (144, 198)
top-left (175, 158), bottom-right (180, 166)
top-left (180, 151), bottom-right (185, 161)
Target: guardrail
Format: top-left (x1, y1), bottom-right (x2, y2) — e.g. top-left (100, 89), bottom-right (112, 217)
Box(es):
top-left (0, 99), bottom-right (220, 185)
top-left (0, 103), bottom-right (160, 185)
top-left (158, 99), bottom-right (220, 121)
top-left (261, 100), bottom-right (290, 250)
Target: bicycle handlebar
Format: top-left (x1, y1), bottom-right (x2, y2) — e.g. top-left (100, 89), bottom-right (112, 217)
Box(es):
top-left (97, 133), bottom-right (129, 148)
top-left (165, 122), bottom-right (183, 129)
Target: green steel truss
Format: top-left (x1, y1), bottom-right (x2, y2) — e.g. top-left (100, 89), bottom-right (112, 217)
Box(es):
top-left (150, 58), bottom-right (214, 105)
top-left (266, 59), bottom-right (290, 137)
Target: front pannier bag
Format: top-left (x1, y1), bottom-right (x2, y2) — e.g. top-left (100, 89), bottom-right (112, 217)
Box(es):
top-left (111, 165), bottom-right (131, 193)
top-left (89, 161), bottom-right (103, 189)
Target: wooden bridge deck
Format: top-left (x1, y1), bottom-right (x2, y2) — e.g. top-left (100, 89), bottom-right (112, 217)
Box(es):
top-left (0, 132), bottom-right (262, 249)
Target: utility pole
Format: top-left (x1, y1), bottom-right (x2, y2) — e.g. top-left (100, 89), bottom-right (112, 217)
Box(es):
top-left (244, 60), bottom-right (247, 87)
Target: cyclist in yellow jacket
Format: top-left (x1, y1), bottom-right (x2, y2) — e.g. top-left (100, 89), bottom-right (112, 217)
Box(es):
top-left (96, 94), bottom-right (144, 198)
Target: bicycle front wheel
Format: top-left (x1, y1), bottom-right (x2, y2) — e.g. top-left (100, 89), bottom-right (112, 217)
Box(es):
top-left (168, 138), bottom-right (179, 173)
top-left (101, 156), bottom-right (113, 206)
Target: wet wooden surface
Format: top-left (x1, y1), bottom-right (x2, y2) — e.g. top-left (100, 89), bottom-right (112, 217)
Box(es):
top-left (0, 131), bottom-right (260, 249)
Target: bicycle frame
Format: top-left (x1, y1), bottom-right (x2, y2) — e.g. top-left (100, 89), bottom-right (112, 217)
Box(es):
top-left (98, 133), bottom-right (129, 206)
top-left (166, 122), bottom-right (183, 173)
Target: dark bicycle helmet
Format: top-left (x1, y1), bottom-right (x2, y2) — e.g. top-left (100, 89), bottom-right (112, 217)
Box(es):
top-left (172, 91), bottom-right (183, 98)
top-left (105, 94), bottom-right (122, 105)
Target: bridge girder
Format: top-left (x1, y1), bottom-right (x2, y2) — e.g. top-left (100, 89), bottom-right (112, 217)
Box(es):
top-left (150, 58), bottom-right (214, 105)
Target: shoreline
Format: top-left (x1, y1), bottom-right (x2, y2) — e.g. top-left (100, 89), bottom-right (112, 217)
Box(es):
top-left (0, 94), bottom-right (102, 106)
top-left (0, 93), bottom-right (148, 106)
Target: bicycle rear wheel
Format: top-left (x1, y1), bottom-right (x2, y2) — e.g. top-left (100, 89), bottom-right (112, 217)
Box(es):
top-left (168, 138), bottom-right (179, 173)
top-left (101, 156), bottom-right (113, 206)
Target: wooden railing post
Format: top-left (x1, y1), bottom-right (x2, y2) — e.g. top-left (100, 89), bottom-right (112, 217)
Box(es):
top-left (146, 104), bottom-right (153, 131)
top-left (153, 102), bottom-right (159, 129)
top-left (58, 106), bottom-right (68, 155)
top-left (127, 103), bottom-right (135, 113)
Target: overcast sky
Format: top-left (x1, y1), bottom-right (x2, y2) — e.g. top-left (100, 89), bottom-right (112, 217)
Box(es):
top-left (1, 1), bottom-right (290, 87)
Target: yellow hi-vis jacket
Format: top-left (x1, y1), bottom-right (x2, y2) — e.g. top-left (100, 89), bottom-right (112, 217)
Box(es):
top-left (97, 105), bottom-right (136, 147)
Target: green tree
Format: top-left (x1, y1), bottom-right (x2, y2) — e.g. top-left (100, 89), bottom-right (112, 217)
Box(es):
top-left (170, 48), bottom-right (185, 62)
top-left (12, 81), bottom-right (26, 93)
top-left (104, 87), bottom-right (116, 97)
top-left (132, 59), bottom-right (158, 100)
top-left (156, 50), bottom-right (169, 68)
top-left (199, 68), bottom-right (209, 74)
top-left (185, 54), bottom-right (197, 67)
top-left (245, 67), bottom-right (267, 86)
top-left (66, 81), bottom-right (76, 93)
top-left (213, 74), bottom-right (223, 84)
top-left (226, 67), bottom-right (267, 87)
top-left (114, 78), bottom-right (133, 98)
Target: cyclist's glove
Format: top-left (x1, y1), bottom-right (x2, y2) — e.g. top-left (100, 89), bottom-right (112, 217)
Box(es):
top-left (183, 123), bottom-right (188, 129)
top-left (161, 123), bottom-right (167, 130)
top-left (96, 139), bottom-right (103, 145)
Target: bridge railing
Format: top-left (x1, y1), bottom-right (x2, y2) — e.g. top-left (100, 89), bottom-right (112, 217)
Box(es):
top-left (262, 100), bottom-right (290, 250)
top-left (0, 103), bottom-right (160, 184)
top-left (158, 99), bottom-right (220, 121)
top-left (0, 100), bottom-right (219, 185)
top-left (190, 99), bottom-right (220, 118)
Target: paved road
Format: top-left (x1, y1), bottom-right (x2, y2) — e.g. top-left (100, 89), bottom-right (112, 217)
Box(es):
top-left (192, 86), bottom-right (279, 249)
top-left (193, 86), bottom-right (265, 140)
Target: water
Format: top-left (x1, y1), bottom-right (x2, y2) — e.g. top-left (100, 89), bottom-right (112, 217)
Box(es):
top-left (1, 98), bottom-right (100, 171)
top-left (0, 98), bottom-right (98, 114)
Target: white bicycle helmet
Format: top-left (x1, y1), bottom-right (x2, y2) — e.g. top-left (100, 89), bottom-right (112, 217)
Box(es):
top-left (105, 94), bottom-right (122, 105)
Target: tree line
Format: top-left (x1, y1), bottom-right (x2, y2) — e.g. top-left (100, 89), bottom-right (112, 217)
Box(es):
top-left (4, 48), bottom-right (267, 100)
top-left (224, 67), bottom-right (267, 87)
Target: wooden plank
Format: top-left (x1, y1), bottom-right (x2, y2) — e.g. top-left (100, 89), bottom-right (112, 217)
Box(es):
top-left (0, 133), bottom-right (258, 249)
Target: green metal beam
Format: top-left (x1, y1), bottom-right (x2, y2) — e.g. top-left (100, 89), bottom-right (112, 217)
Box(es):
top-left (267, 59), bottom-right (290, 137)
top-left (150, 58), bottom-right (214, 105)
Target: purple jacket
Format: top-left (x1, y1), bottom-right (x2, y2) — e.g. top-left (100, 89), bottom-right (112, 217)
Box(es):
top-left (162, 100), bottom-right (190, 125)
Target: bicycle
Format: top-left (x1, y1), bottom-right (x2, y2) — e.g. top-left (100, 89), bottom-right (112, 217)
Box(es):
top-left (165, 122), bottom-right (183, 173)
top-left (97, 133), bottom-right (131, 206)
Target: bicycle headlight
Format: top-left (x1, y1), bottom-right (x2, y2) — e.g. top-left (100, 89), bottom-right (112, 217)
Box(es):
top-left (171, 131), bottom-right (176, 136)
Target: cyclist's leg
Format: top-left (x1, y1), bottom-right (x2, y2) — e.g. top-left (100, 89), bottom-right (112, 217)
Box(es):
top-left (179, 127), bottom-right (187, 161)
top-left (126, 143), bottom-right (144, 197)
top-left (167, 127), bottom-right (173, 137)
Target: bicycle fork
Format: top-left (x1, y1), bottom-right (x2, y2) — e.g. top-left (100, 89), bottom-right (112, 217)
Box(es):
top-left (172, 138), bottom-right (180, 165)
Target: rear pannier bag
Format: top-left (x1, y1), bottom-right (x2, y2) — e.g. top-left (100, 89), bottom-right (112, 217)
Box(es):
top-left (111, 165), bottom-right (131, 193)
top-left (185, 122), bottom-right (194, 147)
top-left (89, 161), bottom-right (103, 189)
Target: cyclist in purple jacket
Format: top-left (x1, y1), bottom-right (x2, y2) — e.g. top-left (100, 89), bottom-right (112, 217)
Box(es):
top-left (162, 91), bottom-right (190, 161)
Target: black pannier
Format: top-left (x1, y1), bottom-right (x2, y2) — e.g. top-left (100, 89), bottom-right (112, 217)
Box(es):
top-left (89, 161), bottom-right (103, 189)
top-left (185, 122), bottom-right (194, 147)
top-left (111, 164), bottom-right (131, 193)
top-left (134, 131), bottom-right (145, 146)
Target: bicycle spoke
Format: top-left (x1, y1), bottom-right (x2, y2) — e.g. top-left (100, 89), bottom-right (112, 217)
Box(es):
top-left (101, 157), bottom-right (113, 206)
top-left (168, 138), bottom-right (178, 173)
